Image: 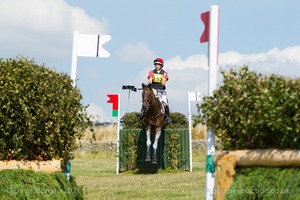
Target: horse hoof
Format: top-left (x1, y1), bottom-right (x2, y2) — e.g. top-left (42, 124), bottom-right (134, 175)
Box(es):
top-left (145, 155), bottom-right (151, 162)
top-left (152, 156), bottom-right (157, 163)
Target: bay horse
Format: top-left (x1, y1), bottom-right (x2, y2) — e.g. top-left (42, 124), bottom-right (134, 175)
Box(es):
top-left (141, 83), bottom-right (166, 163)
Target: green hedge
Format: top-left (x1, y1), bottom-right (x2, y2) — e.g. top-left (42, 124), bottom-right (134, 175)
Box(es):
top-left (0, 169), bottom-right (83, 199)
top-left (0, 57), bottom-right (92, 161)
top-left (119, 129), bottom-right (189, 171)
top-left (121, 112), bottom-right (188, 129)
top-left (225, 167), bottom-right (300, 200)
top-left (198, 66), bottom-right (300, 150)
top-left (119, 112), bottom-right (189, 171)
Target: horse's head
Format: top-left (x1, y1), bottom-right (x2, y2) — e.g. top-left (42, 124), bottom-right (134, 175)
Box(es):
top-left (142, 83), bottom-right (155, 111)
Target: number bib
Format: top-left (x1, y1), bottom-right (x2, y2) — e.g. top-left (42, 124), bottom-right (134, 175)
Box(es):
top-left (152, 74), bottom-right (163, 83)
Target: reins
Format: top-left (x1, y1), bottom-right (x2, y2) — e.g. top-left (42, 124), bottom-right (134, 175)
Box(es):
top-left (143, 88), bottom-right (164, 121)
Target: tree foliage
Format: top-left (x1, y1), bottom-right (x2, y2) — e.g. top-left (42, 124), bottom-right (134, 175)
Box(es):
top-left (121, 112), bottom-right (143, 129)
top-left (121, 112), bottom-right (188, 129)
top-left (226, 167), bottom-right (300, 199)
top-left (197, 66), bottom-right (300, 150)
top-left (0, 57), bottom-right (92, 161)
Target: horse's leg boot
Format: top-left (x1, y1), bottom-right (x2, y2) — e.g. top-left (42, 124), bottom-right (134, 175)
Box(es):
top-left (152, 149), bottom-right (158, 163)
top-left (145, 146), bottom-right (151, 162)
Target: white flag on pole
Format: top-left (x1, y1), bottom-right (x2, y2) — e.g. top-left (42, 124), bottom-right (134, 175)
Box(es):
top-left (187, 91), bottom-right (202, 173)
top-left (77, 34), bottom-right (111, 57)
top-left (188, 92), bottom-right (202, 102)
top-left (71, 31), bottom-right (112, 87)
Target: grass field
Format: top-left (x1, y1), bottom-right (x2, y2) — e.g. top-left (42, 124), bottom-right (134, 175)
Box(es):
top-left (72, 125), bottom-right (207, 199)
top-left (72, 153), bottom-right (207, 200)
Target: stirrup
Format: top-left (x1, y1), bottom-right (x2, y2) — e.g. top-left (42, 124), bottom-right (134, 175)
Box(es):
top-left (164, 116), bottom-right (171, 124)
top-left (136, 112), bottom-right (143, 120)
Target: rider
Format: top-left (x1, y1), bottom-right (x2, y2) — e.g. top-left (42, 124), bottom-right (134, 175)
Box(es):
top-left (138, 57), bottom-right (171, 123)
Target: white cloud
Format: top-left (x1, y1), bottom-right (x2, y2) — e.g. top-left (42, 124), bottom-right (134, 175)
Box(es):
top-left (70, 7), bottom-right (109, 34)
top-left (0, 0), bottom-right (109, 63)
top-left (116, 41), bottom-right (156, 65)
top-left (165, 54), bottom-right (208, 71)
top-left (86, 104), bottom-right (109, 122)
top-left (110, 45), bottom-right (300, 119)
top-left (219, 46), bottom-right (300, 77)
top-left (149, 46), bottom-right (300, 115)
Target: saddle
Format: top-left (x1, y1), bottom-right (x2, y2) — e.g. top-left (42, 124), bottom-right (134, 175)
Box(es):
top-left (152, 89), bottom-right (168, 115)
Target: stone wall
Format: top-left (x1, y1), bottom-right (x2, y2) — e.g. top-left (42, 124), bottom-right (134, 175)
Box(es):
top-left (75, 141), bottom-right (117, 154)
top-left (75, 140), bottom-right (207, 154)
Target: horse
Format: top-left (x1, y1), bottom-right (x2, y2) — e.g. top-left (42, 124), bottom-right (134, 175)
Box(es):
top-left (141, 83), bottom-right (166, 163)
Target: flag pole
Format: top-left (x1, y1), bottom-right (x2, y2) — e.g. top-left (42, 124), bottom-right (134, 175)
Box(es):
top-left (71, 31), bottom-right (79, 87)
top-left (187, 92), bottom-right (193, 172)
top-left (206, 5), bottom-right (219, 200)
top-left (116, 94), bottom-right (121, 174)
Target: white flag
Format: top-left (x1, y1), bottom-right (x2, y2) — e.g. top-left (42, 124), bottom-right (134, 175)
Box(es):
top-left (188, 92), bottom-right (202, 101)
top-left (77, 34), bottom-right (111, 57)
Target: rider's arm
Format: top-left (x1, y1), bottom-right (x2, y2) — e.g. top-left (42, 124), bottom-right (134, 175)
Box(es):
top-left (161, 77), bottom-right (166, 86)
top-left (162, 72), bottom-right (169, 86)
top-left (147, 70), bottom-right (153, 84)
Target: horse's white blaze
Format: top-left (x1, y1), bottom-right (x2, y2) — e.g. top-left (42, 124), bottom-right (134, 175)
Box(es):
top-left (153, 127), bottom-right (161, 150)
top-left (146, 128), bottom-right (151, 147)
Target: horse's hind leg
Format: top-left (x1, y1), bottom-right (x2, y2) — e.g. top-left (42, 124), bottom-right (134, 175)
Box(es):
top-left (145, 126), bottom-right (151, 162)
top-left (152, 127), bottom-right (161, 163)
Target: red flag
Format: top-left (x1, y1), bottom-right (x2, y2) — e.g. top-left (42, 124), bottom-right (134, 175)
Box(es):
top-left (107, 94), bottom-right (119, 117)
top-left (200, 11), bottom-right (210, 43)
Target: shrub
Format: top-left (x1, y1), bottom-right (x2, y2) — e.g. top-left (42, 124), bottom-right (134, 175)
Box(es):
top-left (226, 167), bottom-right (300, 200)
top-left (120, 110), bottom-right (188, 171)
top-left (197, 66), bottom-right (300, 150)
top-left (121, 112), bottom-right (142, 129)
top-left (119, 129), bottom-right (188, 171)
top-left (165, 112), bottom-right (188, 129)
top-left (0, 169), bottom-right (84, 199)
top-left (0, 56), bottom-right (92, 161)
top-left (166, 131), bottom-right (181, 170)
top-left (119, 130), bottom-right (138, 170)
top-left (121, 112), bottom-right (188, 129)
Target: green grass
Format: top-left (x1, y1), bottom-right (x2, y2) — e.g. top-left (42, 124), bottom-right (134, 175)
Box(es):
top-left (0, 170), bottom-right (83, 200)
top-left (71, 153), bottom-right (206, 200)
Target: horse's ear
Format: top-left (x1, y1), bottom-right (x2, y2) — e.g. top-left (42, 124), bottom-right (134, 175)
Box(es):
top-left (142, 83), bottom-right (145, 88)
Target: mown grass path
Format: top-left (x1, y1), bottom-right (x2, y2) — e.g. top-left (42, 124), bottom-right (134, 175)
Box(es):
top-left (72, 154), bottom-right (206, 199)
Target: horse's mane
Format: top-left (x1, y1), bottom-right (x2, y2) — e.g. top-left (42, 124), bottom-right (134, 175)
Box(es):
top-left (142, 83), bottom-right (152, 89)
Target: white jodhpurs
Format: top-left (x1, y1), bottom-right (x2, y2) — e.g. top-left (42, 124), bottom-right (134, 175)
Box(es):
top-left (153, 89), bottom-right (168, 106)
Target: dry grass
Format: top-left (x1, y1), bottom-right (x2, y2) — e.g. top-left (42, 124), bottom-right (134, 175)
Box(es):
top-left (80, 124), bottom-right (207, 142)
top-left (80, 125), bottom-right (118, 142)
top-left (192, 123), bottom-right (207, 140)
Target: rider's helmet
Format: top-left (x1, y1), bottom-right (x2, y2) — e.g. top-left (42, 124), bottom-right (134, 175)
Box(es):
top-left (153, 58), bottom-right (164, 67)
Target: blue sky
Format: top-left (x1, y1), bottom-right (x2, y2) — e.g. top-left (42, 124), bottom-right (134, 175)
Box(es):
top-left (1, 0), bottom-right (300, 122)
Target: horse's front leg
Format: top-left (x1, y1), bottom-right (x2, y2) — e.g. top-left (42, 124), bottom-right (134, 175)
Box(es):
top-left (145, 125), bottom-right (151, 162)
top-left (152, 127), bottom-right (161, 163)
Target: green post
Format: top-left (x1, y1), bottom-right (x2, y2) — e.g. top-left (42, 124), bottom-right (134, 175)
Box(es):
top-left (65, 152), bottom-right (72, 181)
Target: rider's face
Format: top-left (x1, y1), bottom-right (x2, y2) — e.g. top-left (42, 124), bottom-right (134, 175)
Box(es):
top-left (155, 64), bottom-right (162, 70)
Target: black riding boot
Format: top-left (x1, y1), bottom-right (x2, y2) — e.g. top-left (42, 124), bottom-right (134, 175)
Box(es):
top-left (163, 103), bottom-right (171, 123)
top-left (136, 109), bottom-right (144, 120)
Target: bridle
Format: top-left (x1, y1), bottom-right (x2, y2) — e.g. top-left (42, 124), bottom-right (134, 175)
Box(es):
top-left (142, 87), bottom-right (157, 111)
top-left (142, 86), bottom-right (165, 122)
